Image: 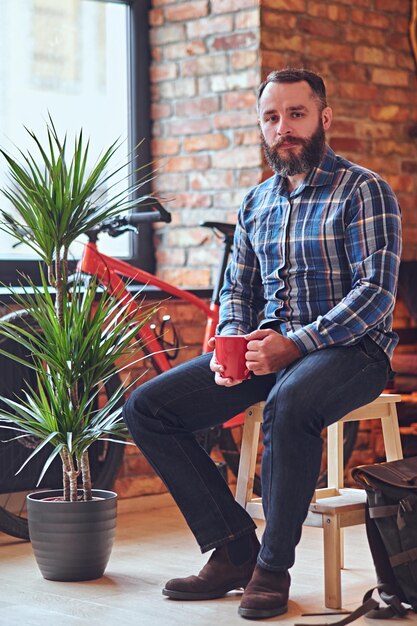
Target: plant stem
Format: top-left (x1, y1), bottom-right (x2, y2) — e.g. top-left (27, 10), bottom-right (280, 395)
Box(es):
top-left (81, 450), bottom-right (93, 501)
top-left (60, 448), bottom-right (71, 501)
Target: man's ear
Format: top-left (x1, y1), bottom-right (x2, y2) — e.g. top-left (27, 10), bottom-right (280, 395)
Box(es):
top-left (322, 106), bottom-right (332, 131)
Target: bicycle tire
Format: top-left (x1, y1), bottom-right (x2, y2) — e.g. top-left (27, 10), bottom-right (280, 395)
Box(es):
top-left (0, 309), bottom-right (125, 541)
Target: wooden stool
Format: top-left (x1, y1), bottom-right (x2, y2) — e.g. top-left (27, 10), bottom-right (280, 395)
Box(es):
top-left (235, 393), bottom-right (402, 609)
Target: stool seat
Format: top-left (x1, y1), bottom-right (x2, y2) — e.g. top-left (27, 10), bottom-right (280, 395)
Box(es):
top-left (235, 393), bottom-right (402, 609)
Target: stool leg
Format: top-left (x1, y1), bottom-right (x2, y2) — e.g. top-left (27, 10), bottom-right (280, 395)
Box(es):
top-left (235, 409), bottom-right (261, 508)
top-left (323, 514), bottom-right (342, 609)
top-left (381, 405), bottom-right (403, 461)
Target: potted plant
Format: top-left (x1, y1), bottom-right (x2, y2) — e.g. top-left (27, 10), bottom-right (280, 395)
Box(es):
top-left (0, 117), bottom-right (157, 581)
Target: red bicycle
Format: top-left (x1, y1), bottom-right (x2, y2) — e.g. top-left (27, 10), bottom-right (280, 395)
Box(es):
top-left (0, 196), bottom-right (258, 540)
top-left (0, 196), bottom-right (358, 539)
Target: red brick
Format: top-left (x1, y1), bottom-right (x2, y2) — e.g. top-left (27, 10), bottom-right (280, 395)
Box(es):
top-left (297, 17), bottom-right (341, 39)
top-left (262, 31), bottom-right (303, 52)
top-left (235, 9), bottom-right (260, 29)
top-left (164, 155), bottom-right (210, 172)
top-left (154, 174), bottom-right (188, 193)
top-left (329, 137), bottom-right (370, 154)
top-left (168, 118), bottom-right (212, 136)
top-left (261, 0), bottom-right (305, 12)
top-left (223, 91), bottom-right (257, 110)
top-left (188, 247), bottom-right (222, 267)
top-left (308, 39), bottom-right (354, 61)
top-left (344, 24), bottom-right (385, 46)
top-left (151, 102), bottom-right (172, 119)
top-left (212, 32), bottom-right (257, 51)
top-left (374, 140), bottom-right (412, 157)
top-left (148, 8), bottom-right (164, 26)
top-left (213, 111), bottom-right (257, 129)
top-left (150, 24), bottom-right (185, 45)
top-left (354, 46), bottom-right (395, 67)
top-left (338, 82), bottom-right (380, 101)
top-left (234, 129), bottom-right (260, 145)
top-left (351, 8), bottom-right (390, 29)
top-left (190, 170), bottom-right (234, 190)
top-left (186, 15), bottom-right (233, 38)
top-left (210, 70), bottom-right (259, 92)
top-left (307, 1), bottom-right (349, 21)
top-left (184, 133), bottom-right (230, 151)
top-left (168, 193), bottom-right (213, 209)
top-left (150, 62), bottom-right (177, 82)
top-left (165, 40), bottom-right (207, 59)
top-left (261, 10), bottom-right (297, 30)
top-left (329, 120), bottom-right (356, 136)
top-left (214, 190), bottom-right (247, 207)
top-left (165, 1), bottom-right (208, 22)
top-left (161, 268), bottom-right (211, 287)
top-left (384, 175), bottom-right (414, 194)
top-left (212, 0), bottom-right (258, 12)
top-left (213, 146), bottom-right (261, 168)
top-left (151, 137), bottom-right (180, 156)
top-left (379, 88), bottom-right (417, 105)
top-left (387, 33), bottom-right (412, 53)
top-left (355, 121), bottom-right (393, 139)
top-left (181, 54), bottom-right (228, 77)
top-left (374, 0), bottom-right (408, 13)
top-left (371, 68), bottom-right (409, 87)
top-left (158, 77), bottom-right (197, 99)
top-left (361, 157), bottom-right (399, 175)
top-left (156, 248), bottom-right (186, 266)
top-left (260, 50), bottom-right (287, 72)
top-left (239, 168), bottom-right (264, 187)
top-left (401, 161), bottom-right (417, 174)
top-left (176, 96), bottom-right (220, 117)
top-left (231, 50), bottom-right (259, 71)
top-left (369, 105), bottom-right (409, 122)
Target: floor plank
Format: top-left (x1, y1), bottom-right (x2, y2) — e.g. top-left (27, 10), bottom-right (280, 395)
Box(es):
top-left (0, 495), bottom-right (415, 625)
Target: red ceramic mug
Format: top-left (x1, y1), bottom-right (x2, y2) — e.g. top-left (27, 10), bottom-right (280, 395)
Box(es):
top-left (214, 335), bottom-right (250, 380)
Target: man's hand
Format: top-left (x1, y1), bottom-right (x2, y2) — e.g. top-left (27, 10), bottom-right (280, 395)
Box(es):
top-left (208, 336), bottom-right (245, 387)
top-left (245, 329), bottom-right (302, 375)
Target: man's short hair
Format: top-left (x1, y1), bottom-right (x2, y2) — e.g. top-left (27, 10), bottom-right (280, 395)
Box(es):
top-left (257, 68), bottom-right (328, 111)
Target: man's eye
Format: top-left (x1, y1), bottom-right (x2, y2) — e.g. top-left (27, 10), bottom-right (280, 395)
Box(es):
top-left (291, 112), bottom-right (304, 118)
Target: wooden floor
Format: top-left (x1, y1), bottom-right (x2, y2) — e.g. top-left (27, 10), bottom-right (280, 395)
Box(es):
top-left (0, 493), bottom-right (413, 625)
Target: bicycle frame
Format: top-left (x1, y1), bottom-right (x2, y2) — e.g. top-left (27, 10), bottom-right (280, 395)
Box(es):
top-left (78, 241), bottom-right (220, 374)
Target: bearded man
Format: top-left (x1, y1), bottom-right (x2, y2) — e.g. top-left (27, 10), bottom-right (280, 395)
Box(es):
top-left (123, 68), bottom-right (402, 620)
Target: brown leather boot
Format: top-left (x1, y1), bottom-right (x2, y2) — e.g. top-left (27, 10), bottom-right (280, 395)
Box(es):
top-left (238, 564), bottom-right (290, 619)
top-left (162, 533), bottom-right (260, 600)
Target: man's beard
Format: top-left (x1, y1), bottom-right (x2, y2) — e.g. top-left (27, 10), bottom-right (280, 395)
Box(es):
top-left (261, 122), bottom-right (326, 177)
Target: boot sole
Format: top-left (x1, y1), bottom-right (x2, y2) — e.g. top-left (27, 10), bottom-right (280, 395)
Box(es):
top-left (162, 580), bottom-right (249, 601)
top-left (238, 604), bottom-right (288, 619)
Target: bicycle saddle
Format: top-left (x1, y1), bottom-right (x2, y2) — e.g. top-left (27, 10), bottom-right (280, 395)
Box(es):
top-left (200, 221), bottom-right (236, 239)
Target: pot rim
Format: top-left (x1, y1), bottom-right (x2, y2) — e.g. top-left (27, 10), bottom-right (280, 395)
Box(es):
top-left (27, 489), bottom-right (117, 503)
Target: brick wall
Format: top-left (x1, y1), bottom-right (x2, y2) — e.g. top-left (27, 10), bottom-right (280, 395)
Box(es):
top-left (117, 0), bottom-right (417, 499)
top-left (150, 0), bottom-right (417, 287)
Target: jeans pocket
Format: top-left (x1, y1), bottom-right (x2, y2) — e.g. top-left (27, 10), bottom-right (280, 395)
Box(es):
top-left (358, 335), bottom-right (390, 368)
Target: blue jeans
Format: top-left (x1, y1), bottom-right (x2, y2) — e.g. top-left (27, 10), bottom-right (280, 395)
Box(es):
top-left (123, 335), bottom-right (390, 571)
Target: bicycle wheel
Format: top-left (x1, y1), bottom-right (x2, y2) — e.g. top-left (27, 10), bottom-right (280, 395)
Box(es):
top-left (0, 310), bottom-right (125, 540)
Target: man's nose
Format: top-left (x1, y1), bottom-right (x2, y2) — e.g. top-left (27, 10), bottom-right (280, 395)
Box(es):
top-left (276, 119), bottom-right (292, 136)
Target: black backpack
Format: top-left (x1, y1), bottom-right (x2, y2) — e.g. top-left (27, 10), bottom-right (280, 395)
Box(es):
top-left (296, 456), bottom-right (417, 626)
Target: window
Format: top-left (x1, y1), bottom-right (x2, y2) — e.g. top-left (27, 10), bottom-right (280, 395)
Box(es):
top-left (0, 0), bottom-right (152, 284)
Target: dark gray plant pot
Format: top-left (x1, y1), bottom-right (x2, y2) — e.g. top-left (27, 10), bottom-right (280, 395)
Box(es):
top-left (26, 489), bottom-right (117, 582)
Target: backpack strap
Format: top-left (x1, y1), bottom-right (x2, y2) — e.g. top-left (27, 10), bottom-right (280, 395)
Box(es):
top-left (294, 597), bottom-right (378, 626)
top-left (363, 585), bottom-right (409, 619)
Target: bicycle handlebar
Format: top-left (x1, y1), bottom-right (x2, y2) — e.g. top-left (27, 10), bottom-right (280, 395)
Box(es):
top-left (129, 196), bottom-right (172, 224)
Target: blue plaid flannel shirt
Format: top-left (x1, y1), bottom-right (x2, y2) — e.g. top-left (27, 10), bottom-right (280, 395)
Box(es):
top-left (218, 146), bottom-right (402, 361)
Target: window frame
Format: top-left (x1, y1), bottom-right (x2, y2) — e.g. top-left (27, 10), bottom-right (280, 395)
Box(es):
top-left (0, 0), bottom-right (154, 285)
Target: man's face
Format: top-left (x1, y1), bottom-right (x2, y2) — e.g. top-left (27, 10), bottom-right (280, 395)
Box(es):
top-left (258, 80), bottom-right (332, 177)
